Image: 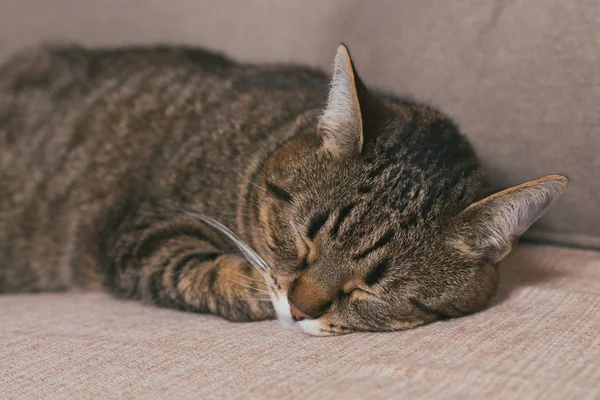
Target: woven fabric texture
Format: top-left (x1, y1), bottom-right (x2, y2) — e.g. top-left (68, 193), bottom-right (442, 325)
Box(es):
top-left (1, 245), bottom-right (599, 399)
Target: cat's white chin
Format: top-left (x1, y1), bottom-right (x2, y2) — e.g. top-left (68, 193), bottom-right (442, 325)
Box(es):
top-left (270, 291), bottom-right (335, 336)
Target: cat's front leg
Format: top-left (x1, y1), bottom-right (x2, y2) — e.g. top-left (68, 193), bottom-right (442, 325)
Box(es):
top-left (106, 219), bottom-right (275, 322)
top-left (176, 253), bottom-right (275, 322)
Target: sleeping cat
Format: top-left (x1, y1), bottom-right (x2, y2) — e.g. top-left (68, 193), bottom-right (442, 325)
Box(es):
top-left (0, 43), bottom-right (567, 335)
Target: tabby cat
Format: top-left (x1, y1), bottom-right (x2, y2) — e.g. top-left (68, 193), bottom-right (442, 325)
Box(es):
top-left (0, 43), bottom-right (567, 335)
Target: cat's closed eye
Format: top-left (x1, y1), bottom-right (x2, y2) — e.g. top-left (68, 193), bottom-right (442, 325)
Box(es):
top-left (343, 287), bottom-right (375, 302)
top-left (296, 256), bottom-right (309, 271)
top-left (295, 212), bottom-right (331, 268)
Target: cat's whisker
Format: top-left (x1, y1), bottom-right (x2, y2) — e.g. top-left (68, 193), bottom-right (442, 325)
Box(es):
top-left (238, 156), bottom-right (266, 176)
top-left (180, 210), bottom-right (273, 276)
top-left (286, 141), bottom-right (304, 157)
top-left (224, 278), bottom-right (272, 295)
top-left (245, 263), bottom-right (268, 278)
top-left (230, 270), bottom-right (267, 285)
top-left (245, 293), bottom-right (273, 299)
top-left (233, 169), bottom-right (267, 194)
top-left (221, 248), bottom-right (267, 274)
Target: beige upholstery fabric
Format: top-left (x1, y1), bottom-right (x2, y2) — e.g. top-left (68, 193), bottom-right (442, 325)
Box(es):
top-left (0, 0), bottom-right (598, 248)
top-left (1, 245), bottom-right (599, 399)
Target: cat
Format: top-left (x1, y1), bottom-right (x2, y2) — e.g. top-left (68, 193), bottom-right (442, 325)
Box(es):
top-left (0, 43), bottom-right (567, 335)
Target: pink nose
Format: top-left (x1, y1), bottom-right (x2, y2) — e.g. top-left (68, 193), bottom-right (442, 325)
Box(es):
top-left (288, 298), bottom-right (313, 321)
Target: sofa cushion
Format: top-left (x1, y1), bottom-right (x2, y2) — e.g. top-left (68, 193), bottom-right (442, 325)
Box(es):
top-left (1, 245), bottom-right (599, 399)
top-left (0, 0), bottom-right (597, 248)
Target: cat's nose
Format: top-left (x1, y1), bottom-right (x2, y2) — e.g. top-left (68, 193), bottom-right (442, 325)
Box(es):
top-left (287, 277), bottom-right (332, 320)
top-left (288, 299), bottom-right (313, 321)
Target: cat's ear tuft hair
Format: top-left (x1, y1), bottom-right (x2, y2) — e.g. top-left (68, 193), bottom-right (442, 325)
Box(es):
top-left (319, 44), bottom-right (381, 157)
top-left (449, 174), bottom-right (568, 264)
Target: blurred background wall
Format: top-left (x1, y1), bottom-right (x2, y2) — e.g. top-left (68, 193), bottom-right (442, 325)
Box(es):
top-left (1, 0), bottom-right (599, 248)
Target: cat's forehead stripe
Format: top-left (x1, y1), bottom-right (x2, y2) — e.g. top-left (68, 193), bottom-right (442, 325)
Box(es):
top-left (330, 202), bottom-right (355, 238)
top-left (353, 229), bottom-right (395, 260)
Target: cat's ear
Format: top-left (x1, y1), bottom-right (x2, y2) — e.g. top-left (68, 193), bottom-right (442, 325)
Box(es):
top-left (319, 44), bottom-right (382, 157)
top-left (450, 175), bottom-right (568, 264)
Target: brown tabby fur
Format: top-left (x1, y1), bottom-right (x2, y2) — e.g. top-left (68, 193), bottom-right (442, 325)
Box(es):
top-left (0, 44), bottom-right (567, 335)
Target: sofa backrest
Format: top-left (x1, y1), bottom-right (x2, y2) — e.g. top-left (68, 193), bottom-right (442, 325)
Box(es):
top-left (1, 0), bottom-right (597, 248)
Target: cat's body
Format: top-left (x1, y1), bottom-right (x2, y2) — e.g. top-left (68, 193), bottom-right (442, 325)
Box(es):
top-left (0, 44), bottom-right (566, 335)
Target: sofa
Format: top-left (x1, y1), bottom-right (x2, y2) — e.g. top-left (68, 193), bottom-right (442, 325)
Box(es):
top-left (1, 1), bottom-right (599, 399)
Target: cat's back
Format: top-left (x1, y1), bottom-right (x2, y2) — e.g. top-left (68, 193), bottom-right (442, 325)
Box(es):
top-left (0, 44), bottom-right (328, 160)
top-left (0, 45), bottom-right (233, 165)
top-left (0, 45), bottom-right (241, 222)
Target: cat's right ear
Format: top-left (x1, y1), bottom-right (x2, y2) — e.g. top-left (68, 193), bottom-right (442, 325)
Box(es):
top-left (318, 44), bottom-right (382, 157)
top-left (449, 174), bottom-right (568, 264)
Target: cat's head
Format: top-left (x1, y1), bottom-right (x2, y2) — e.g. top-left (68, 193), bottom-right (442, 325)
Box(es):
top-left (255, 44), bottom-right (568, 335)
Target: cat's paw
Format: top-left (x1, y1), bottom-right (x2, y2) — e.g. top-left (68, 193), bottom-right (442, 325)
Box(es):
top-left (211, 255), bottom-right (275, 322)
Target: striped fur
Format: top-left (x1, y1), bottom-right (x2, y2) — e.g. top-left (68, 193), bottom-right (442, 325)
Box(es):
top-left (0, 44), bottom-right (567, 334)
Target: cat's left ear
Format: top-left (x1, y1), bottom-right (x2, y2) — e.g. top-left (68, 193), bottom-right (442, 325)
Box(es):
top-left (449, 174), bottom-right (568, 264)
top-left (319, 44), bottom-right (383, 157)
